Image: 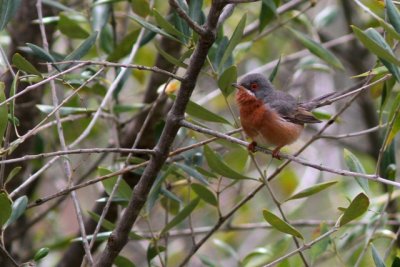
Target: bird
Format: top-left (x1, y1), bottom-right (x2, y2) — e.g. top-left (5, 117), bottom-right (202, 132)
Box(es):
top-left (232, 73), bottom-right (354, 159)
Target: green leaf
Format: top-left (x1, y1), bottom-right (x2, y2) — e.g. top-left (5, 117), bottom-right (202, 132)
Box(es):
top-left (290, 28), bottom-right (344, 70)
top-left (114, 255), bottom-right (136, 267)
top-left (262, 209), bottom-right (303, 239)
top-left (153, 8), bottom-right (187, 40)
top-left (60, 31), bottom-right (98, 70)
top-left (285, 181), bottom-right (338, 201)
top-left (161, 197), bottom-right (200, 235)
top-left (0, 82), bottom-right (8, 145)
top-left (92, 1), bottom-right (110, 32)
top-left (313, 6), bottom-right (338, 29)
top-left (213, 239), bottom-right (238, 258)
top-left (107, 30), bottom-right (140, 61)
top-left (58, 13), bottom-right (89, 39)
top-left (268, 55), bottom-right (281, 82)
top-left (169, 94), bottom-right (231, 124)
top-left (188, 0), bottom-right (203, 24)
top-left (391, 257), bottom-right (400, 267)
top-left (310, 223), bottom-right (330, 264)
top-left (343, 149), bottom-right (369, 192)
top-left (174, 162), bottom-right (208, 185)
top-left (128, 13), bottom-right (182, 44)
top-left (218, 14), bottom-right (246, 71)
top-left (36, 105), bottom-right (96, 116)
top-left (33, 247), bottom-right (50, 262)
top-left (9, 71), bottom-right (18, 128)
top-left (5, 166), bottom-right (22, 185)
top-left (155, 42), bottom-right (188, 68)
top-left (384, 92), bottom-right (400, 151)
top-left (12, 53), bottom-right (42, 76)
top-left (218, 65), bottom-right (237, 97)
top-left (195, 166), bottom-right (218, 178)
top-left (191, 183), bottom-right (217, 206)
top-left (352, 26), bottom-right (400, 66)
top-left (387, 0), bottom-right (400, 34)
top-left (371, 244), bottom-right (386, 267)
top-left (259, 0), bottom-right (278, 32)
top-left (0, 190), bottom-right (12, 228)
top-left (131, 0), bottom-right (150, 17)
top-left (204, 145), bottom-right (253, 180)
top-left (26, 43), bottom-right (58, 70)
top-left (4, 195), bottom-right (28, 229)
top-left (147, 244), bottom-right (165, 265)
top-left (339, 192), bottom-right (369, 226)
top-left (98, 167), bottom-right (133, 200)
top-left (0, 0), bottom-right (22, 31)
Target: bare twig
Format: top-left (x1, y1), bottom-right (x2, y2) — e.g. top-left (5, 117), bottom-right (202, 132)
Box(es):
top-left (49, 60), bottom-right (183, 81)
top-left (264, 227), bottom-right (339, 266)
top-left (36, 1), bottom-right (93, 263)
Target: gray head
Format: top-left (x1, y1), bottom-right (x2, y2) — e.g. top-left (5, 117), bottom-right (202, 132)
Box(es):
top-left (234, 73), bottom-right (275, 99)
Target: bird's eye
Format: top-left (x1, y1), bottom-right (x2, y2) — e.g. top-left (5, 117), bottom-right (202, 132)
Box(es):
top-left (250, 83), bottom-right (258, 90)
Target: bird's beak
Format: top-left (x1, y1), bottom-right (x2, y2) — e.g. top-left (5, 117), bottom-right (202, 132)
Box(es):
top-left (231, 82), bottom-right (240, 89)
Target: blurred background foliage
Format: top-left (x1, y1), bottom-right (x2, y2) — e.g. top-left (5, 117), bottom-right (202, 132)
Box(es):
top-left (0, 0), bottom-right (400, 266)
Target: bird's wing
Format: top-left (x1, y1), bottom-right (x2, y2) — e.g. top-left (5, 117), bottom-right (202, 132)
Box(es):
top-left (282, 106), bottom-right (322, 124)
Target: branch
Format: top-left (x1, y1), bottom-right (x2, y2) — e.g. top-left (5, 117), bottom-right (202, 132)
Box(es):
top-left (168, 0), bottom-right (206, 36)
top-left (179, 120), bottom-right (400, 188)
top-left (264, 227), bottom-right (339, 266)
top-left (49, 60), bottom-right (183, 81)
top-left (92, 2), bottom-right (228, 265)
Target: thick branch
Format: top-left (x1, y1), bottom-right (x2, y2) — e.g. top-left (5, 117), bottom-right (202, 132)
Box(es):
top-left (94, 1), bottom-right (227, 266)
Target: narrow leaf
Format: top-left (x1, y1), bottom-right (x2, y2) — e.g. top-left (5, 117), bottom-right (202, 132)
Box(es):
top-left (371, 244), bottom-right (386, 267)
top-left (33, 247), bottom-right (50, 262)
top-left (392, 257), bottom-right (400, 267)
top-left (259, 0), bottom-right (278, 32)
top-left (5, 166), bottom-right (22, 185)
top-left (387, 0), bottom-right (400, 34)
top-left (60, 31), bottom-right (98, 70)
top-left (290, 28), bottom-right (344, 70)
top-left (204, 145), bottom-right (253, 180)
top-left (128, 13), bottom-right (182, 44)
top-left (26, 43), bottom-right (58, 70)
top-left (58, 13), bottom-right (89, 39)
top-left (262, 209), bottom-right (303, 239)
top-left (0, 190), bottom-right (12, 228)
top-left (161, 197), bottom-right (200, 235)
top-left (219, 14), bottom-right (246, 71)
top-left (153, 8), bottom-right (187, 40)
top-left (339, 192), bottom-right (369, 226)
top-left (0, 0), bottom-right (22, 31)
top-left (218, 65), bottom-right (237, 97)
top-left (169, 94), bottom-right (231, 124)
top-left (36, 105), bottom-right (96, 116)
top-left (343, 149), bottom-right (369, 192)
top-left (174, 162), bottom-right (208, 185)
top-left (4, 195), bottom-right (28, 229)
top-left (12, 53), bottom-right (42, 76)
top-left (0, 82), bottom-right (8, 145)
top-left (285, 181), bottom-right (338, 201)
top-left (98, 167), bottom-right (132, 200)
top-left (114, 255), bottom-right (136, 267)
top-left (352, 26), bottom-right (400, 66)
top-left (268, 56), bottom-right (281, 82)
top-left (191, 183), bottom-right (217, 206)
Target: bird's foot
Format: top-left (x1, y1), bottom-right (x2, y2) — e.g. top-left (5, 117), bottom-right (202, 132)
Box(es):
top-left (272, 147), bottom-right (282, 160)
top-left (247, 141), bottom-right (257, 153)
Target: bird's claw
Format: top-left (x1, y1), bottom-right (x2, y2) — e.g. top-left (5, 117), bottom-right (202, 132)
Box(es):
top-left (247, 141), bottom-right (257, 153)
top-left (272, 148), bottom-right (282, 160)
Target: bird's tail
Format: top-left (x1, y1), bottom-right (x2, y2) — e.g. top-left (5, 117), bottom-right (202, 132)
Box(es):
top-left (299, 81), bottom-right (364, 110)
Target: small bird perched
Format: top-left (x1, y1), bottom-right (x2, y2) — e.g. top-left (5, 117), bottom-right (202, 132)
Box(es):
top-left (233, 73), bottom-right (348, 159)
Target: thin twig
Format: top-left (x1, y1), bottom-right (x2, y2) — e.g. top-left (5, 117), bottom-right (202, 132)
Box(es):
top-left (36, 1), bottom-right (93, 263)
top-left (264, 227), bottom-right (339, 267)
top-left (49, 60), bottom-right (183, 81)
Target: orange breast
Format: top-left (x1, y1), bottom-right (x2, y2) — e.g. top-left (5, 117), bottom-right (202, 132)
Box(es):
top-left (236, 89), bottom-right (303, 147)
